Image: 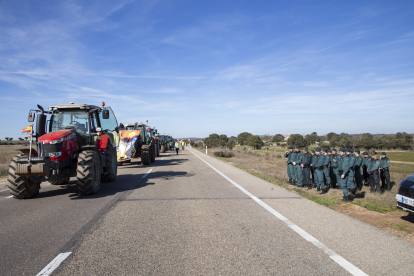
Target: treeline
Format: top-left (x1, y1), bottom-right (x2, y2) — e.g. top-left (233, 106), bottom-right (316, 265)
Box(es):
top-left (286, 132), bottom-right (413, 150)
top-left (201, 132), bottom-right (265, 149)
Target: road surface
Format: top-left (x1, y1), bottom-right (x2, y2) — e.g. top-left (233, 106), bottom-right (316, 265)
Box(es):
top-left (0, 147), bottom-right (413, 275)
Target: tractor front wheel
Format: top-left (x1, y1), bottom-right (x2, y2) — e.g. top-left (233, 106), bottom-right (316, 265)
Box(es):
top-left (7, 155), bottom-right (41, 199)
top-left (102, 143), bottom-right (117, 182)
top-left (141, 145), bottom-right (151, 165)
top-left (76, 151), bottom-right (101, 195)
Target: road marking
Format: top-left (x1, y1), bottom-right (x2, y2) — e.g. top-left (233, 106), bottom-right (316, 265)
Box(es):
top-left (187, 147), bottom-right (368, 276)
top-left (36, 252), bottom-right (72, 276)
top-left (161, 157), bottom-right (165, 160)
top-left (142, 169), bottom-right (153, 179)
top-left (6, 195), bottom-right (13, 198)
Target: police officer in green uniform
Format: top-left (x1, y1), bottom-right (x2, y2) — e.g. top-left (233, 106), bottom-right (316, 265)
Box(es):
top-left (346, 149), bottom-right (357, 195)
top-left (322, 149), bottom-right (331, 191)
top-left (367, 151), bottom-right (381, 193)
top-left (291, 146), bottom-right (303, 187)
top-left (301, 147), bottom-right (312, 189)
top-left (284, 146), bottom-right (294, 184)
top-left (354, 149), bottom-right (363, 191)
top-left (330, 149), bottom-right (339, 189)
top-left (337, 148), bottom-right (349, 201)
top-left (380, 152), bottom-right (391, 191)
top-left (314, 147), bottom-right (326, 192)
top-left (361, 152), bottom-right (371, 186)
top-left (311, 150), bottom-right (316, 185)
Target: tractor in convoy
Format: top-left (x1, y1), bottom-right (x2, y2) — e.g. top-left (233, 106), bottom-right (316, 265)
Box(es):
top-left (154, 134), bottom-right (168, 153)
top-left (8, 102), bottom-right (120, 199)
top-left (117, 123), bottom-right (156, 165)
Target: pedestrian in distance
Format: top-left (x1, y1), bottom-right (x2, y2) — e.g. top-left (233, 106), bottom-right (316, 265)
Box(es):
top-left (337, 148), bottom-right (350, 202)
top-left (310, 150), bottom-right (316, 185)
top-left (284, 146), bottom-right (295, 184)
top-left (354, 149), bottom-right (363, 191)
top-left (330, 148), bottom-right (339, 189)
top-left (291, 146), bottom-right (303, 187)
top-left (367, 151), bottom-right (381, 193)
top-left (175, 141), bottom-right (180, 155)
top-left (322, 149), bottom-right (331, 191)
top-left (301, 147), bottom-right (312, 189)
top-left (380, 152), bottom-right (391, 191)
top-left (345, 149), bottom-right (357, 195)
top-left (181, 141), bottom-right (185, 150)
top-left (361, 152), bottom-right (371, 186)
top-left (314, 147), bottom-right (326, 193)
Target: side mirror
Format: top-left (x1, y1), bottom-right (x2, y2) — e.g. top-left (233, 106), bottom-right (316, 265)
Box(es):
top-left (28, 112), bottom-right (35, 122)
top-left (102, 109), bottom-right (110, 119)
top-left (115, 127), bottom-right (119, 133)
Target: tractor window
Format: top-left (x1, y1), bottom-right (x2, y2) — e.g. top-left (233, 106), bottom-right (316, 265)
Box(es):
top-left (51, 111), bottom-right (89, 135)
top-left (98, 107), bottom-right (117, 132)
top-left (125, 126), bottom-right (135, 130)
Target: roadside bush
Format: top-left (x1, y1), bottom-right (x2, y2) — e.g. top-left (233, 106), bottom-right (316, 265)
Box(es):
top-left (277, 154), bottom-right (282, 158)
top-left (213, 151), bottom-right (234, 158)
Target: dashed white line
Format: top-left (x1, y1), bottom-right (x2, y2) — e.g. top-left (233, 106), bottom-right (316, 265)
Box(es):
top-left (6, 195), bottom-right (13, 198)
top-left (161, 157), bottom-right (165, 160)
top-left (141, 169), bottom-right (153, 179)
top-left (36, 252), bottom-right (72, 276)
top-left (187, 147), bottom-right (368, 276)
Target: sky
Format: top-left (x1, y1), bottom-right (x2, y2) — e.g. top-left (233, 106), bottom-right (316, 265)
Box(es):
top-left (0, 0), bottom-right (413, 139)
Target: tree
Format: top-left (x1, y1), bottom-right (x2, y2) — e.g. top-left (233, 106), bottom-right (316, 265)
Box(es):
top-left (18, 137), bottom-right (23, 141)
top-left (287, 134), bottom-right (308, 147)
top-left (25, 137), bottom-right (28, 140)
top-left (326, 132), bottom-right (338, 142)
top-left (204, 133), bottom-right (220, 148)
top-left (9, 138), bottom-right (13, 141)
top-left (262, 134), bottom-right (272, 141)
top-left (218, 134), bottom-right (228, 147)
top-left (246, 135), bottom-right (264, 149)
top-left (272, 134), bottom-right (285, 143)
top-left (226, 140), bottom-right (236, 150)
top-left (4, 137), bottom-right (8, 141)
top-left (237, 132), bottom-right (252, 146)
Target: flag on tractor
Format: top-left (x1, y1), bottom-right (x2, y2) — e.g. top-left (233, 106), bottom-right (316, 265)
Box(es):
top-left (22, 125), bottom-right (32, 134)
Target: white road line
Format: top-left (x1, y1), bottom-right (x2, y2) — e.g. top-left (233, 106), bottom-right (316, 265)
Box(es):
top-left (36, 252), bottom-right (72, 276)
top-left (161, 157), bottom-right (165, 160)
top-left (142, 169), bottom-right (153, 179)
top-left (187, 147), bottom-right (368, 276)
top-left (6, 195), bottom-right (13, 198)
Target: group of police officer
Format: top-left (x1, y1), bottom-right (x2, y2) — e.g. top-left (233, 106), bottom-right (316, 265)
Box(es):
top-left (284, 146), bottom-right (391, 202)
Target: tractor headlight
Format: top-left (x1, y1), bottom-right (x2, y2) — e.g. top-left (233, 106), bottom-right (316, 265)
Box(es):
top-left (50, 138), bottom-right (64, 144)
top-left (49, 152), bottom-right (62, 157)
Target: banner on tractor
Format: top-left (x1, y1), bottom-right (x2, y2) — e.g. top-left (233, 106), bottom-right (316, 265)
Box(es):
top-left (22, 125), bottom-right (32, 134)
top-left (118, 130), bottom-right (141, 160)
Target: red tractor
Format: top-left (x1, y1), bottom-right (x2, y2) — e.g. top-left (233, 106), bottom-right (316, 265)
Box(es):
top-left (8, 102), bottom-right (120, 199)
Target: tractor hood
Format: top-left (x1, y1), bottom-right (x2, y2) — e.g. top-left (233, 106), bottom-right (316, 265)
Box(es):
top-left (38, 129), bottom-right (76, 144)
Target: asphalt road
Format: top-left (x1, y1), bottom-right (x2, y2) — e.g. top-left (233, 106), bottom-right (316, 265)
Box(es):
top-left (1, 147), bottom-right (414, 275)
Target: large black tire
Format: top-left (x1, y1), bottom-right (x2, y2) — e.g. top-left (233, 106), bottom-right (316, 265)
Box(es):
top-left (160, 145), bottom-right (165, 153)
top-left (156, 142), bottom-right (160, 157)
top-left (141, 145), bottom-right (151, 165)
top-left (7, 155), bottom-right (41, 199)
top-left (76, 151), bottom-right (101, 195)
top-left (151, 143), bottom-right (156, 162)
top-left (101, 143), bottom-right (117, 182)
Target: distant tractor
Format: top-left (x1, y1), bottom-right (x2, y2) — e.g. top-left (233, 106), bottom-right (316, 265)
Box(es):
top-left (118, 123), bottom-right (156, 165)
top-left (8, 102), bottom-right (120, 199)
top-left (154, 134), bottom-right (167, 153)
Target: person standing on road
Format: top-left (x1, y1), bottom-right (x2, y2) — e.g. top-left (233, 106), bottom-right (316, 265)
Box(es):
top-left (314, 147), bottom-right (325, 192)
top-left (301, 147), bottom-right (312, 189)
top-left (175, 141), bottom-right (180, 155)
top-left (354, 149), bottom-right (363, 191)
top-left (330, 149), bottom-right (339, 189)
top-left (284, 146), bottom-right (294, 184)
top-left (291, 146), bottom-right (303, 187)
top-left (181, 141), bottom-right (185, 150)
top-left (311, 150), bottom-right (318, 187)
top-left (345, 149), bottom-right (357, 195)
top-left (380, 152), bottom-right (391, 191)
top-left (322, 149), bottom-right (331, 191)
top-left (367, 151), bottom-right (381, 193)
top-left (362, 152), bottom-right (371, 186)
top-left (337, 148), bottom-right (349, 202)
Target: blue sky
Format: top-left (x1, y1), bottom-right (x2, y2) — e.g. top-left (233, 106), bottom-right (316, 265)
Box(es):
top-left (0, 0), bottom-right (413, 139)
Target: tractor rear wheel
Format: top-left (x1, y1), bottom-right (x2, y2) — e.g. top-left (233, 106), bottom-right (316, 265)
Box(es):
top-left (76, 150), bottom-right (101, 195)
top-left (161, 145), bottom-right (165, 153)
top-left (141, 145), bottom-right (151, 165)
top-left (7, 155), bottom-right (41, 199)
top-left (151, 143), bottom-right (156, 162)
top-left (101, 143), bottom-right (117, 182)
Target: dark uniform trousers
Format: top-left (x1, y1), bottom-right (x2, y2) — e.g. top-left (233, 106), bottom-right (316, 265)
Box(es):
top-left (362, 165), bottom-right (369, 185)
top-left (302, 166), bottom-right (311, 186)
top-left (369, 170), bottom-right (381, 193)
top-left (380, 168), bottom-right (391, 191)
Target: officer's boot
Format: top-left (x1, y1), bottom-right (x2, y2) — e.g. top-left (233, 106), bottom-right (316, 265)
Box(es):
top-left (307, 184), bottom-right (312, 190)
top-left (292, 180), bottom-right (296, 186)
top-left (317, 187), bottom-right (320, 192)
top-left (286, 179), bottom-right (291, 184)
top-left (341, 196), bottom-right (349, 202)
